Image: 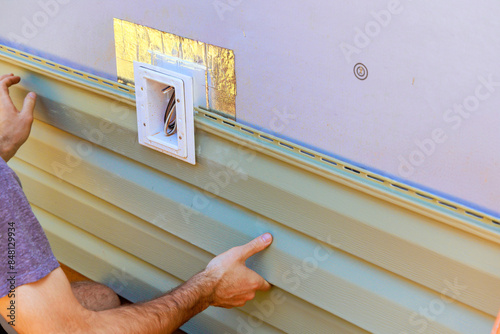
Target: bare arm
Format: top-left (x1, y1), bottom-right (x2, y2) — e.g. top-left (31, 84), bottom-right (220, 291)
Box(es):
top-left (0, 233), bottom-right (273, 334)
top-left (0, 74), bottom-right (36, 162)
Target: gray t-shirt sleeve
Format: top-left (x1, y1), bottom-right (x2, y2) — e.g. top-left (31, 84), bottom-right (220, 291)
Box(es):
top-left (0, 157), bottom-right (59, 298)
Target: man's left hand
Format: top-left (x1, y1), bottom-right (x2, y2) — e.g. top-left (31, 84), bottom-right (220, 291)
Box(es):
top-left (0, 73), bottom-right (36, 162)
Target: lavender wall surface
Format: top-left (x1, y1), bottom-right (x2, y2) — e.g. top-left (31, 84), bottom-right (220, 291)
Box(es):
top-left (1, 0), bottom-right (498, 216)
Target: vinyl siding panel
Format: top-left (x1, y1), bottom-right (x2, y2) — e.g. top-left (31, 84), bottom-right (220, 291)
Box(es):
top-left (1, 46), bottom-right (499, 333)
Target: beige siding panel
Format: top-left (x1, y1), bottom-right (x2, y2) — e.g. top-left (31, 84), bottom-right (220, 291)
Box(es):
top-left (26, 87), bottom-right (500, 318)
top-left (14, 121), bottom-right (493, 333)
top-left (13, 158), bottom-right (368, 334)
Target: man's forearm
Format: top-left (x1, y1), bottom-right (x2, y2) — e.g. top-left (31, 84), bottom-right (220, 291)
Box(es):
top-left (89, 271), bottom-right (216, 334)
top-left (6, 234), bottom-right (272, 334)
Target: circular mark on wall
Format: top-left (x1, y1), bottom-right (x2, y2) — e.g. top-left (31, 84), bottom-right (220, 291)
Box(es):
top-left (354, 63), bottom-right (368, 80)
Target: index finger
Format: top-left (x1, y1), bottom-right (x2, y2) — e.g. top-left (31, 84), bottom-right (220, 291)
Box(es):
top-left (0, 74), bottom-right (21, 88)
top-left (0, 74), bottom-right (14, 82)
top-left (237, 233), bottom-right (273, 261)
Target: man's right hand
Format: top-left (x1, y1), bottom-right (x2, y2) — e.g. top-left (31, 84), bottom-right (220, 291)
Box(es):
top-left (0, 233), bottom-right (274, 333)
top-left (203, 233), bottom-right (273, 308)
top-left (0, 73), bottom-right (37, 162)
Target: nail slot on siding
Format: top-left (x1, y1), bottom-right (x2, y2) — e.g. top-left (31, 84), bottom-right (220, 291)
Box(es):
top-left (416, 193), bottom-right (434, 200)
top-left (391, 184), bottom-right (409, 191)
top-left (321, 158), bottom-right (338, 166)
top-left (279, 142), bottom-right (294, 150)
top-left (222, 121), bottom-right (235, 127)
top-left (438, 202), bottom-right (457, 210)
top-left (300, 150), bottom-right (315, 158)
top-left (367, 175), bottom-right (384, 183)
top-left (240, 127), bottom-right (254, 134)
top-left (344, 166), bottom-right (360, 174)
top-left (465, 211), bottom-right (484, 219)
top-left (203, 114), bottom-right (217, 121)
top-left (260, 135), bottom-right (274, 142)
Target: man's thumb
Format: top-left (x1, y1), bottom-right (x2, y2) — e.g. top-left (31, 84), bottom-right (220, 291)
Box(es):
top-left (21, 92), bottom-right (36, 116)
top-left (239, 233), bottom-right (273, 261)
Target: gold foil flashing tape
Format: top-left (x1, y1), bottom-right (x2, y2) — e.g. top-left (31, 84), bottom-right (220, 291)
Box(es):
top-left (113, 18), bottom-right (236, 118)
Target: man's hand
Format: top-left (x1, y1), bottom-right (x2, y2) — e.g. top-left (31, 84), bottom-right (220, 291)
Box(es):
top-left (0, 233), bottom-right (274, 333)
top-left (204, 233), bottom-right (273, 308)
top-left (0, 73), bottom-right (36, 162)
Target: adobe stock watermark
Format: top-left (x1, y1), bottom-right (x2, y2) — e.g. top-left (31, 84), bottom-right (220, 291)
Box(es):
top-left (268, 106), bottom-right (297, 135)
top-left (150, 129), bottom-right (259, 228)
top-left (339, 0), bottom-right (412, 64)
top-left (232, 236), bottom-right (339, 334)
top-left (398, 74), bottom-right (500, 177)
top-left (174, 142), bottom-right (255, 226)
top-left (51, 101), bottom-right (130, 179)
top-left (400, 277), bottom-right (467, 334)
top-left (173, 106), bottom-right (296, 226)
top-left (213, 0), bottom-right (244, 21)
top-left (8, 0), bottom-right (72, 45)
top-left (107, 267), bottom-right (133, 296)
